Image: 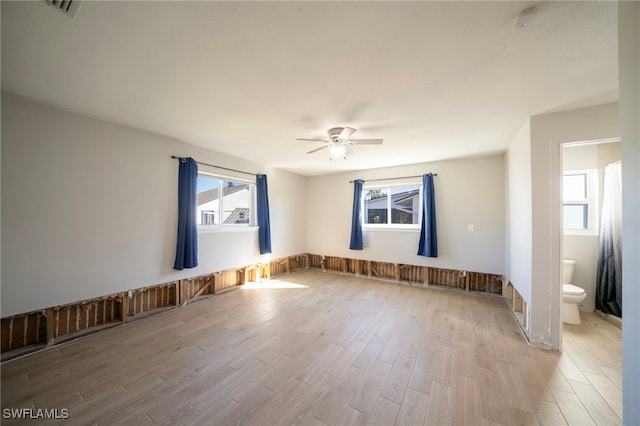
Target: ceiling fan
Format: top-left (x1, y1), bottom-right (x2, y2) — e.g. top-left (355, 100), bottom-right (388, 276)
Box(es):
top-left (297, 127), bottom-right (383, 159)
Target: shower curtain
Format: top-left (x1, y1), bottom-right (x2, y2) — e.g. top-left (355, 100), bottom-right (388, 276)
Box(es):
top-left (596, 161), bottom-right (622, 317)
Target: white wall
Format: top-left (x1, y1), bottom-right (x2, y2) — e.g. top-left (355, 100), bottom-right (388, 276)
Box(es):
top-left (562, 144), bottom-right (598, 170)
top-left (506, 119), bottom-right (533, 315)
top-left (618, 2), bottom-right (640, 423)
top-left (1, 94), bottom-right (307, 317)
top-left (307, 154), bottom-right (505, 274)
top-left (528, 102), bottom-right (619, 350)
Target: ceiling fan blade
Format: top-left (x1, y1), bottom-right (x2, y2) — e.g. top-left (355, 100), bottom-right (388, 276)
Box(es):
top-left (297, 138), bottom-right (329, 143)
top-left (338, 127), bottom-right (356, 140)
top-left (306, 145), bottom-right (328, 154)
top-left (349, 138), bottom-right (383, 145)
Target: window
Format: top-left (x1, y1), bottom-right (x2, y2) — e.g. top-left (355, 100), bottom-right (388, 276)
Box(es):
top-left (562, 170), bottom-right (598, 234)
top-left (363, 184), bottom-right (421, 227)
top-left (197, 173), bottom-right (255, 228)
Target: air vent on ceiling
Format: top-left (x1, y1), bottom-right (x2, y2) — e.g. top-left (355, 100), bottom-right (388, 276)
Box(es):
top-left (43, 0), bottom-right (81, 18)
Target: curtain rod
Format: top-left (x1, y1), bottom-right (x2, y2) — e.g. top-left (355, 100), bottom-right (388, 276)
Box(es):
top-left (171, 156), bottom-right (257, 177)
top-left (349, 173), bottom-right (437, 183)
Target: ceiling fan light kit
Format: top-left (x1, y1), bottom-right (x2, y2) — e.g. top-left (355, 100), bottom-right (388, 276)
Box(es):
top-left (297, 126), bottom-right (383, 160)
top-left (330, 143), bottom-right (347, 159)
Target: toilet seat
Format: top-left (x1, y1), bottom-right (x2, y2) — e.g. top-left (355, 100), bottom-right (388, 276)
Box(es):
top-left (563, 283), bottom-right (586, 296)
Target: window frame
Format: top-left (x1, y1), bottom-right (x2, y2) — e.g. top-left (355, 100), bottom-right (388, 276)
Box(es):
top-left (196, 171), bottom-right (257, 232)
top-left (562, 169), bottom-right (598, 236)
top-left (361, 181), bottom-right (422, 230)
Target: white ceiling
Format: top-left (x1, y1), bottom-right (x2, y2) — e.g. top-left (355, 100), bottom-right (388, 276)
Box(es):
top-left (1, 1), bottom-right (618, 176)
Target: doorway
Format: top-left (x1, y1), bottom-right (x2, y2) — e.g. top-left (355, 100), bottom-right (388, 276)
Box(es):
top-left (560, 139), bottom-right (622, 331)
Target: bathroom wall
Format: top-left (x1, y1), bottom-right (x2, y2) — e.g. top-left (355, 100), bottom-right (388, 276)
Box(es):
top-left (562, 142), bottom-right (620, 312)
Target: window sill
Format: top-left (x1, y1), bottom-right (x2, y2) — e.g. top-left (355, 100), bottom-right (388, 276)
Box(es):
top-left (198, 226), bottom-right (259, 234)
top-left (363, 226), bottom-right (420, 233)
top-left (563, 229), bottom-right (598, 237)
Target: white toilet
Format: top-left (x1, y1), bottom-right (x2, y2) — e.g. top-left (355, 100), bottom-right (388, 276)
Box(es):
top-left (563, 259), bottom-right (587, 325)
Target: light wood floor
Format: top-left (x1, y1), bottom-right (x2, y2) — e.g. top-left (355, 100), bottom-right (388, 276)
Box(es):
top-left (1, 270), bottom-right (623, 425)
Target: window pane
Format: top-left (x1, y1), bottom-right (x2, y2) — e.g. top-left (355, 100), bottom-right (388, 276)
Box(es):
top-left (563, 174), bottom-right (587, 200)
top-left (197, 175), bottom-right (220, 225)
top-left (390, 186), bottom-right (420, 224)
top-left (221, 181), bottom-right (251, 224)
top-left (563, 204), bottom-right (588, 229)
top-left (364, 188), bottom-right (388, 224)
top-left (196, 175), bottom-right (253, 227)
top-left (367, 209), bottom-right (387, 224)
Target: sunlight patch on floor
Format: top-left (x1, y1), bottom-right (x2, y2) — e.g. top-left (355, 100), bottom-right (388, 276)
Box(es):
top-left (241, 280), bottom-right (309, 289)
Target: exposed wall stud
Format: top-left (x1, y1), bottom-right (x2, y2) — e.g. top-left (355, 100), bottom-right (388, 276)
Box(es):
top-left (121, 293), bottom-right (129, 323)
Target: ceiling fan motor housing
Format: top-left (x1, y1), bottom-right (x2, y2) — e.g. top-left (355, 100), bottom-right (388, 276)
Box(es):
top-left (327, 127), bottom-right (345, 141)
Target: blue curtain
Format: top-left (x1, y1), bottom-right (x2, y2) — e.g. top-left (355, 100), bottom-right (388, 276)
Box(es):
top-left (256, 174), bottom-right (272, 254)
top-left (417, 173), bottom-right (438, 257)
top-left (174, 157), bottom-right (198, 270)
top-left (349, 179), bottom-right (364, 250)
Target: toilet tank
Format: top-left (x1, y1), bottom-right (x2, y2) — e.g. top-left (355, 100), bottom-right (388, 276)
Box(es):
top-left (563, 259), bottom-right (576, 283)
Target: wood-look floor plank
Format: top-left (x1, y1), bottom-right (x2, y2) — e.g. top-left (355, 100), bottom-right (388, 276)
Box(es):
top-left (556, 351), bottom-right (590, 384)
top-left (474, 329), bottom-right (497, 371)
top-left (425, 380), bottom-right (455, 426)
top-left (309, 366), bottom-right (367, 426)
top-left (108, 410), bottom-right (154, 425)
top-left (377, 332), bottom-right (407, 365)
top-left (350, 360), bottom-right (393, 416)
top-left (517, 355), bottom-right (556, 404)
top-left (262, 352), bottom-right (314, 393)
top-left (399, 329), bottom-right (424, 359)
top-left (584, 371), bottom-right (623, 419)
top-left (146, 400), bottom-right (201, 425)
top-left (489, 330), bottom-right (517, 364)
top-left (433, 346), bottom-right (457, 387)
top-left (477, 366), bottom-right (511, 424)
top-left (243, 377), bottom-right (309, 426)
top-left (497, 360), bottom-right (535, 414)
top-left (227, 353), bottom-right (293, 404)
top-left (396, 388), bottom-right (428, 426)
top-left (548, 366), bottom-right (575, 393)
top-left (568, 378), bottom-right (622, 426)
top-left (562, 340), bottom-right (605, 376)
top-left (533, 399), bottom-right (567, 425)
top-left (454, 373), bottom-right (482, 425)
top-left (500, 407), bottom-right (540, 426)
top-left (336, 406), bottom-right (369, 426)
top-left (352, 335), bottom-right (387, 372)
top-left (217, 385), bottom-right (277, 426)
top-left (550, 388), bottom-right (596, 426)
top-left (192, 397), bottom-right (241, 426)
top-left (380, 354), bottom-right (415, 404)
top-left (325, 339), bottom-right (367, 379)
top-left (455, 340), bottom-right (479, 380)
top-left (408, 349), bottom-right (436, 394)
top-left (599, 365), bottom-right (623, 390)
top-left (366, 396), bottom-right (400, 426)
top-left (297, 344), bottom-right (344, 386)
top-left (481, 416), bottom-right (505, 426)
top-left (278, 373), bottom-right (340, 426)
